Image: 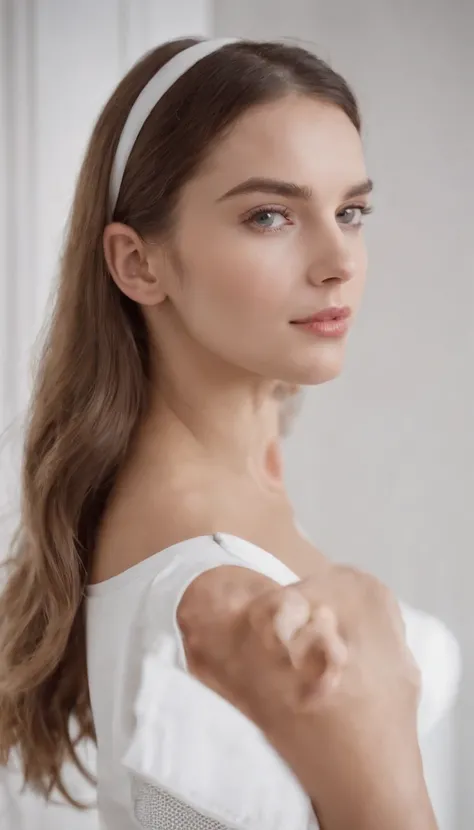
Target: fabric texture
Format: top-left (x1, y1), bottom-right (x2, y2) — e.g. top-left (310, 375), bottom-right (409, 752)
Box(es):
top-left (86, 532), bottom-right (461, 830)
top-left (132, 780), bottom-right (232, 830)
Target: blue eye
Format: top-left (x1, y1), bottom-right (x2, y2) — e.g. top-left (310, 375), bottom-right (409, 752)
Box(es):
top-left (338, 205), bottom-right (373, 227)
top-left (246, 208), bottom-right (292, 232)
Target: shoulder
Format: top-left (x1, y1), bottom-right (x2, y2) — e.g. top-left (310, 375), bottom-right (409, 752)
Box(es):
top-left (92, 476), bottom-right (225, 582)
top-left (400, 603), bottom-right (461, 736)
top-left (132, 534), bottom-right (260, 668)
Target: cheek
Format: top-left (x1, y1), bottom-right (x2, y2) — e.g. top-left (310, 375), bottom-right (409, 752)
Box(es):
top-left (358, 239), bottom-right (369, 273)
top-left (189, 238), bottom-right (295, 321)
top-left (349, 239), bottom-right (369, 298)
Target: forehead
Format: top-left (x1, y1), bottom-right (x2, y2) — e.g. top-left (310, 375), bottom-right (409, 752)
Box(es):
top-left (196, 94), bottom-right (366, 198)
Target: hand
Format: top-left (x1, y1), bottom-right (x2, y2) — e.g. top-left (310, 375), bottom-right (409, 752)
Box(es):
top-left (178, 565), bottom-right (345, 723)
top-left (178, 563), bottom-right (418, 724)
top-left (178, 564), bottom-right (436, 830)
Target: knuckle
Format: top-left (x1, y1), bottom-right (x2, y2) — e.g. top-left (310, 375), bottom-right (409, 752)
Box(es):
top-left (363, 572), bottom-right (396, 609)
top-left (246, 583), bottom-right (285, 631)
top-left (334, 564), bottom-right (363, 580)
top-left (177, 568), bottom-right (236, 650)
top-left (336, 565), bottom-right (381, 596)
top-left (334, 564), bottom-right (368, 594)
top-left (272, 589), bottom-right (312, 644)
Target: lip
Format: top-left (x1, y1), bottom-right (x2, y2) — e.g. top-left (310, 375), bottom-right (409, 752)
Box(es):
top-left (292, 306), bottom-right (351, 324)
top-left (290, 306), bottom-right (352, 338)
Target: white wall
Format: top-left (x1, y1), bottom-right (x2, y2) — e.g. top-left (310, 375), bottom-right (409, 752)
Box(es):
top-left (0, 2), bottom-right (211, 828)
top-left (212, 2), bottom-right (473, 829)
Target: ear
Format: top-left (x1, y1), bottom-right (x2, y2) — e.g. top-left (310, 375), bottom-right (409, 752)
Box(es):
top-left (103, 222), bottom-right (167, 305)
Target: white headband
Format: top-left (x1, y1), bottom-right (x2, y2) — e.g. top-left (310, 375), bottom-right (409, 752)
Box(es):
top-left (108, 37), bottom-right (238, 218)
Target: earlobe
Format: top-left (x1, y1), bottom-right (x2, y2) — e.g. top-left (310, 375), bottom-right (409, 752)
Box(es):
top-left (103, 222), bottom-right (167, 305)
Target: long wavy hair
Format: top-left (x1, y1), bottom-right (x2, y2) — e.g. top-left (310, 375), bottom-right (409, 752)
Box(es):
top-left (0, 37), bottom-right (360, 807)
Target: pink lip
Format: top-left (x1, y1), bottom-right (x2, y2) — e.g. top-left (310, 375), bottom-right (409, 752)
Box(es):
top-left (290, 306), bottom-right (351, 338)
top-left (293, 306), bottom-right (351, 323)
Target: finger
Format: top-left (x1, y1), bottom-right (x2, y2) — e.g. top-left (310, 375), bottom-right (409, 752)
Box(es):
top-left (179, 566), bottom-right (274, 641)
top-left (299, 660), bottom-right (345, 708)
top-left (273, 589), bottom-right (312, 645)
top-left (287, 606), bottom-right (348, 670)
top-left (292, 611), bottom-right (347, 707)
top-left (312, 606), bottom-right (348, 666)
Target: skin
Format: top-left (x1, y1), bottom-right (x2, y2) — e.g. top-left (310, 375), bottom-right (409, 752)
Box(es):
top-left (96, 94), bottom-right (370, 582)
top-left (96, 92), bottom-right (437, 826)
top-left (178, 566), bottom-right (437, 830)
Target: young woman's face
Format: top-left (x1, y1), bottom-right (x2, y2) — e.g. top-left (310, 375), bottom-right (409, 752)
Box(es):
top-left (153, 94), bottom-right (371, 386)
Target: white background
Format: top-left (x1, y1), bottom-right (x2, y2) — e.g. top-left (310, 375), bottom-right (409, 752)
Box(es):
top-left (1, 0), bottom-right (472, 828)
top-left (214, 2), bottom-right (473, 826)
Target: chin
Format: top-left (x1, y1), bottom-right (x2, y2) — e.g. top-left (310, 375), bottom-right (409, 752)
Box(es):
top-left (283, 347), bottom-right (346, 387)
top-left (303, 363), bottom-right (344, 386)
top-left (273, 362), bottom-right (343, 389)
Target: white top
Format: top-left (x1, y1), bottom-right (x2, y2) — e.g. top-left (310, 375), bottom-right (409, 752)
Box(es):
top-left (86, 533), bottom-right (461, 830)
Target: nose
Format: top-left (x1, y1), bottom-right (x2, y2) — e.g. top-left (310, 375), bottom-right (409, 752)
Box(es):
top-left (306, 224), bottom-right (356, 287)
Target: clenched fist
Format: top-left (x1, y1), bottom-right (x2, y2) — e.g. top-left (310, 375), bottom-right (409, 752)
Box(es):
top-left (178, 564), bottom-right (436, 830)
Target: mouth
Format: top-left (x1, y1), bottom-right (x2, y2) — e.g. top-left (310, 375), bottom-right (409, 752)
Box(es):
top-left (290, 306), bottom-right (352, 338)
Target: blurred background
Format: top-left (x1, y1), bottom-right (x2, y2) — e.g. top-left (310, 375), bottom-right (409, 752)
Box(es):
top-left (0, 1), bottom-right (472, 828)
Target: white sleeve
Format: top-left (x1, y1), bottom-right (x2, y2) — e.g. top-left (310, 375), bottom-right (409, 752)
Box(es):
top-left (120, 536), bottom-right (318, 830)
top-left (401, 603), bottom-right (462, 738)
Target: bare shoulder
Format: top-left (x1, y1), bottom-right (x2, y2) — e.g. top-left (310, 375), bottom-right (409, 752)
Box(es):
top-left (91, 477), bottom-right (223, 584)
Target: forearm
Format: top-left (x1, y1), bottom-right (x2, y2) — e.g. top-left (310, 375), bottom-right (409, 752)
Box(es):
top-left (312, 774), bottom-right (438, 830)
top-left (270, 723), bottom-right (438, 830)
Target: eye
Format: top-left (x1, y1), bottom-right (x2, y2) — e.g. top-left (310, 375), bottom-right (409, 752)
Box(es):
top-left (245, 207), bottom-right (292, 233)
top-left (337, 205), bottom-right (373, 228)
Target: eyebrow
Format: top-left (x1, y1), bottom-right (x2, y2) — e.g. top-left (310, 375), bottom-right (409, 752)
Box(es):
top-left (218, 176), bottom-right (374, 202)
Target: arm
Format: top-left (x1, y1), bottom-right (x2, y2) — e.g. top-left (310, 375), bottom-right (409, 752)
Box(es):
top-left (178, 566), bottom-right (439, 830)
top-left (277, 719), bottom-right (437, 830)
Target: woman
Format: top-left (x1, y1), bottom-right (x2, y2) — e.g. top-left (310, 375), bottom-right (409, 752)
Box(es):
top-left (0, 36), bottom-right (459, 828)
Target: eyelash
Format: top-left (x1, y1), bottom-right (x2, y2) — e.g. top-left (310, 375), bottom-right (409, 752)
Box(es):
top-left (244, 204), bottom-right (374, 233)
top-left (245, 206), bottom-right (292, 231)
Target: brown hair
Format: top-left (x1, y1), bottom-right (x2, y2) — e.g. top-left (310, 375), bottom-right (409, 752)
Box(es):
top-left (0, 37), bottom-right (360, 806)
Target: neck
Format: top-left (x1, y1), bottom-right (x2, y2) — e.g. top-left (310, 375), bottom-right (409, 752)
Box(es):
top-left (142, 377), bottom-right (285, 486)
top-left (135, 326), bottom-right (295, 492)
